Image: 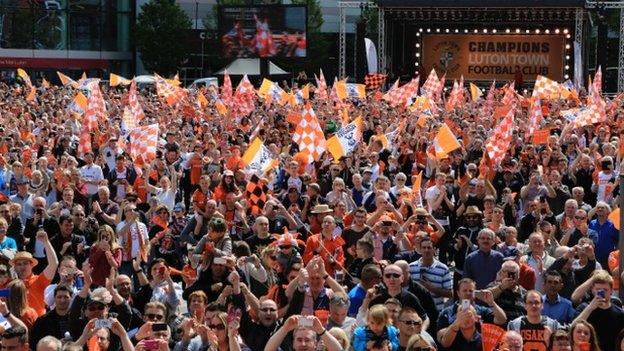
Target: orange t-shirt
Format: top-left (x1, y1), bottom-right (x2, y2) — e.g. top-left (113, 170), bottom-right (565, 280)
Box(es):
top-left (609, 250), bottom-right (620, 290)
top-left (20, 308), bottom-right (38, 331)
top-left (226, 156), bottom-right (245, 172)
top-left (23, 274), bottom-right (51, 316)
top-left (188, 157), bottom-right (203, 185)
top-left (192, 189), bottom-right (209, 210)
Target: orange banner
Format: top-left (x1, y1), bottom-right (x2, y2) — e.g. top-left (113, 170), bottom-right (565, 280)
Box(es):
top-left (422, 34), bottom-right (566, 81)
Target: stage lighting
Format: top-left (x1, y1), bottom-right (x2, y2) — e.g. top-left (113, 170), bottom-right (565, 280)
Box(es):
top-left (416, 53), bottom-right (420, 57)
top-left (416, 43), bottom-right (420, 48)
top-left (565, 65), bottom-right (569, 70)
top-left (564, 74), bottom-right (569, 79)
top-left (516, 29), bottom-right (520, 33)
top-left (506, 29), bottom-right (510, 33)
top-left (436, 28), bottom-right (440, 32)
top-left (483, 29), bottom-right (487, 33)
top-left (445, 29), bottom-right (450, 33)
top-left (464, 29), bottom-right (469, 33)
top-left (545, 29), bottom-right (550, 34)
top-left (565, 44), bottom-right (570, 49)
top-left (555, 29), bottom-right (560, 34)
top-left (566, 55), bottom-right (570, 60)
top-left (563, 29), bottom-right (569, 34)
top-left (535, 29), bottom-right (540, 34)
top-left (492, 29), bottom-right (497, 33)
top-left (419, 28), bottom-right (423, 32)
top-left (454, 29), bottom-right (459, 33)
top-left (415, 62), bottom-right (419, 66)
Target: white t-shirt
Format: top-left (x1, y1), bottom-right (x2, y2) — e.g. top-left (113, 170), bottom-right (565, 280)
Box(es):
top-left (116, 221), bottom-right (149, 261)
top-left (80, 164), bottom-right (104, 195)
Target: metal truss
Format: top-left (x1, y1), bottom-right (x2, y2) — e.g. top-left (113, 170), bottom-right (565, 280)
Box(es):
top-left (338, 1), bottom-right (378, 79)
top-left (586, 1), bottom-right (624, 91)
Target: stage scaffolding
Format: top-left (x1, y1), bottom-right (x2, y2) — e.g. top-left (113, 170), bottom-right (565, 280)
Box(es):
top-left (338, 1), bottom-right (624, 91)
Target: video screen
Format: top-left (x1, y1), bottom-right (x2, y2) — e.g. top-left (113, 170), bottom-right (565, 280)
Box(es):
top-left (219, 5), bottom-right (307, 58)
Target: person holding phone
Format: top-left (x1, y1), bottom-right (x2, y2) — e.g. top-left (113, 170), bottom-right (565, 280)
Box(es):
top-left (572, 270), bottom-right (624, 351)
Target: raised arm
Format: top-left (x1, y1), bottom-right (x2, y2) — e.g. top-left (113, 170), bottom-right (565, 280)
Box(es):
top-left (38, 229), bottom-right (59, 281)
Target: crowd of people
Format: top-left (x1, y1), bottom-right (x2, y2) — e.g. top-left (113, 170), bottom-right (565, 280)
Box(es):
top-left (0, 70), bottom-right (620, 351)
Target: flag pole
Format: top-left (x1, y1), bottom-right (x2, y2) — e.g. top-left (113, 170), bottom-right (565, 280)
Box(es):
top-left (619, 169), bottom-right (624, 300)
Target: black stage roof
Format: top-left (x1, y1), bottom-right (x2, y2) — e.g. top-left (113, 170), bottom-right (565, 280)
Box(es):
top-left (378, 0), bottom-right (585, 8)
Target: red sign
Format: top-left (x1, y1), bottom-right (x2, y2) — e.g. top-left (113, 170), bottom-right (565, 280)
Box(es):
top-left (0, 57), bottom-right (108, 69)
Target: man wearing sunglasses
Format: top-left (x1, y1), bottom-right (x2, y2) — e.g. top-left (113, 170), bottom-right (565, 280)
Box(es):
top-left (397, 307), bottom-right (436, 351)
top-left (367, 264), bottom-right (429, 331)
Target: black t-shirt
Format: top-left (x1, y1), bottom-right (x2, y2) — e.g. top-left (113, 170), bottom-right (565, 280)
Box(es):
top-left (370, 288), bottom-right (428, 321)
top-left (578, 303), bottom-right (624, 351)
top-left (246, 234), bottom-right (275, 255)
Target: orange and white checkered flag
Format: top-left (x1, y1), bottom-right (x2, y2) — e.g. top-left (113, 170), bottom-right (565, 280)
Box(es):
top-left (485, 107), bottom-right (515, 164)
top-left (501, 82), bottom-right (516, 106)
top-left (383, 78), bottom-right (419, 108)
top-left (421, 69), bottom-right (441, 100)
top-left (221, 70), bottom-right (233, 106)
top-left (77, 127), bottom-right (92, 157)
top-left (527, 98), bottom-right (543, 137)
top-left (155, 73), bottom-right (187, 106)
top-left (83, 80), bottom-right (107, 131)
top-left (314, 69), bottom-right (329, 100)
top-left (576, 94), bottom-right (607, 127)
top-left (292, 103), bottom-right (326, 163)
top-left (232, 74), bottom-right (255, 117)
top-left (532, 75), bottom-right (561, 100)
top-left (129, 124), bottom-right (159, 166)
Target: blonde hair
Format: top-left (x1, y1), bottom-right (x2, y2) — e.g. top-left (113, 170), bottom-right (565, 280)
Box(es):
top-left (328, 327), bottom-right (350, 350)
top-left (592, 269), bottom-right (614, 288)
top-left (98, 225), bottom-right (120, 250)
top-left (367, 304), bottom-right (390, 326)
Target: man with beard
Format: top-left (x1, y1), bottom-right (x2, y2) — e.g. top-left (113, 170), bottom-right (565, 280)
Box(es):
top-left (30, 285), bottom-right (73, 346)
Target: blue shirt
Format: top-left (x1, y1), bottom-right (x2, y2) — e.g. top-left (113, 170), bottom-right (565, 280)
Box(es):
top-left (542, 294), bottom-right (577, 324)
top-left (0, 237), bottom-right (17, 251)
top-left (464, 249), bottom-right (504, 289)
top-left (348, 284), bottom-right (366, 317)
top-left (589, 219), bottom-right (618, 263)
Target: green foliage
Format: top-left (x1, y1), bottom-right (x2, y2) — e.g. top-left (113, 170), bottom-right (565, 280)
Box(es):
top-left (134, 0), bottom-right (192, 75)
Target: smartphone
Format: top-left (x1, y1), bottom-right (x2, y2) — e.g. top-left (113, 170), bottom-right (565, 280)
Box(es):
top-left (245, 256), bottom-right (255, 263)
top-left (0, 289), bottom-right (10, 298)
top-left (473, 290), bottom-right (485, 301)
top-left (461, 299), bottom-right (470, 311)
top-left (597, 289), bottom-right (606, 299)
top-left (95, 319), bottom-right (111, 329)
top-left (298, 317), bottom-right (313, 327)
top-left (75, 276), bottom-right (84, 290)
top-left (334, 270), bottom-right (344, 282)
top-left (143, 340), bottom-right (159, 350)
top-left (227, 308), bottom-right (241, 324)
top-left (151, 323), bottom-right (167, 332)
top-left (214, 257), bottom-right (227, 265)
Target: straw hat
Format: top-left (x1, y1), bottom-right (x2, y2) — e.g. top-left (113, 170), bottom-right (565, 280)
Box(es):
top-left (310, 204), bottom-right (333, 214)
top-left (9, 252), bottom-right (38, 267)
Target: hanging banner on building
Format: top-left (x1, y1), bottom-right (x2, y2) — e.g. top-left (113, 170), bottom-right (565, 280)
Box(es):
top-left (422, 34), bottom-right (566, 81)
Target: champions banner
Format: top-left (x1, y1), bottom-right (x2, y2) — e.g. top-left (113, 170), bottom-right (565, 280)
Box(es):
top-left (422, 34), bottom-right (566, 81)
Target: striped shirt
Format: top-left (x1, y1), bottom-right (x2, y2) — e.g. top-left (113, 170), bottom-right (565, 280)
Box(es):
top-left (409, 259), bottom-right (452, 311)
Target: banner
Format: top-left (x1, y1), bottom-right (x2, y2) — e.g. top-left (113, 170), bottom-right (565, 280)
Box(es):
top-left (422, 34), bottom-right (565, 81)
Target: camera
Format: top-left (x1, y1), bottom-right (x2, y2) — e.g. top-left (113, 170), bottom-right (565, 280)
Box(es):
top-left (416, 215), bottom-right (427, 224)
top-left (374, 283), bottom-right (387, 295)
top-left (601, 160), bottom-right (612, 169)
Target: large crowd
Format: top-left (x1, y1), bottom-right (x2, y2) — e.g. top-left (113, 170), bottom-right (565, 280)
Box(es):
top-left (0, 69), bottom-right (620, 351)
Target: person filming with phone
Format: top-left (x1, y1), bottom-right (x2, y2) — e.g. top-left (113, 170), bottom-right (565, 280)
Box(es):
top-left (572, 270), bottom-right (624, 351)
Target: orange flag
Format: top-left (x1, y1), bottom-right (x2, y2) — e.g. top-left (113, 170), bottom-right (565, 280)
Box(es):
top-left (411, 171), bottom-right (422, 206)
top-left (609, 208), bottom-right (620, 230)
top-left (481, 323), bottom-right (506, 351)
top-left (532, 129), bottom-right (550, 145)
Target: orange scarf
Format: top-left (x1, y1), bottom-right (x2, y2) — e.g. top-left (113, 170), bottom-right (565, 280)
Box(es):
top-left (124, 222), bottom-right (147, 262)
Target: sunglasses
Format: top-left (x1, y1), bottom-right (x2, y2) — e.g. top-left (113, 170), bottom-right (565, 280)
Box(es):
top-left (260, 308), bottom-right (277, 313)
top-left (279, 245), bottom-right (292, 250)
top-left (145, 313), bottom-right (165, 321)
top-left (208, 324), bottom-right (226, 330)
top-left (401, 320), bottom-right (422, 326)
top-left (574, 216), bottom-right (586, 220)
top-left (384, 273), bottom-right (401, 279)
top-left (88, 304), bottom-right (106, 311)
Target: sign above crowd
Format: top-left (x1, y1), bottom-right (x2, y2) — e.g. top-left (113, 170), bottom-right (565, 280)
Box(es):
top-left (422, 34), bottom-right (566, 81)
